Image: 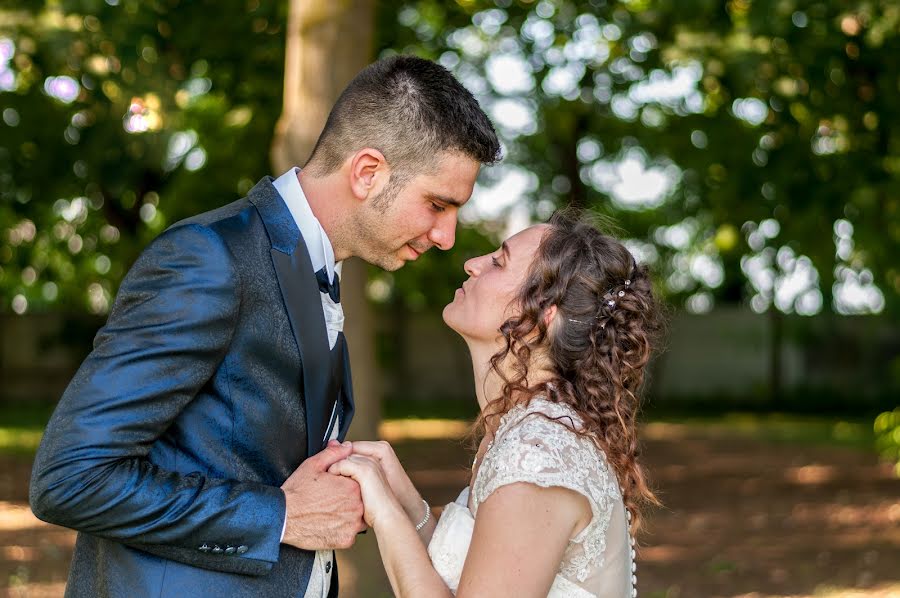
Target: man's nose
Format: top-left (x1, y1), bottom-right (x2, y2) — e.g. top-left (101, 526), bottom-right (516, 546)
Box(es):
top-left (428, 213), bottom-right (457, 251)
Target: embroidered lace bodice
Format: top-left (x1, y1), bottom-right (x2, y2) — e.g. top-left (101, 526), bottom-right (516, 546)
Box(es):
top-left (427, 398), bottom-right (634, 597)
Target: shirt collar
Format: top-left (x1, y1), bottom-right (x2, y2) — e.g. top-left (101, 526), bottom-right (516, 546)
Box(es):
top-left (272, 167), bottom-right (340, 283)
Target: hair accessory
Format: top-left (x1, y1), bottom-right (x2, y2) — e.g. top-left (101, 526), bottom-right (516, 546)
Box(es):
top-left (567, 317), bottom-right (606, 329)
top-left (566, 256), bottom-right (639, 329)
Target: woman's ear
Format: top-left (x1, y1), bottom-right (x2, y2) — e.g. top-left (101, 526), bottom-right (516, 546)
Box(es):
top-left (543, 304), bottom-right (558, 329)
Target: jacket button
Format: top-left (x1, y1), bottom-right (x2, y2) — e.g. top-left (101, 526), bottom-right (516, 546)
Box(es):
top-left (198, 544), bottom-right (210, 552)
top-left (225, 546), bottom-right (236, 554)
top-left (236, 545), bottom-right (248, 554)
top-left (211, 545), bottom-right (223, 554)
top-left (325, 560), bottom-right (331, 573)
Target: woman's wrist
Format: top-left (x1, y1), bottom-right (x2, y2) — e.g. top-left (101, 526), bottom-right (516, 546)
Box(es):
top-left (400, 489), bottom-right (424, 522)
top-left (375, 498), bottom-right (412, 533)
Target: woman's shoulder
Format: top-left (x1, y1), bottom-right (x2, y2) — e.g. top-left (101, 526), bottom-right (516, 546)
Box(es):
top-left (474, 394), bottom-right (623, 520)
top-left (497, 396), bottom-right (584, 440)
top-left (493, 396), bottom-right (620, 494)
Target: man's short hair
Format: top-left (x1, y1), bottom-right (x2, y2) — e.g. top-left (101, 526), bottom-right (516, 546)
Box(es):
top-left (305, 55), bottom-right (501, 181)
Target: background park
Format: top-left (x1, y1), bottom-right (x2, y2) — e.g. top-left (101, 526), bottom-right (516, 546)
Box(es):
top-left (1, 0), bottom-right (898, 596)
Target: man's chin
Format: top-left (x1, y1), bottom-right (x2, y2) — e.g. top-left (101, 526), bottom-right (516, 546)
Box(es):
top-left (364, 245), bottom-right (424, 271)
top-left (375, 253), bottom-right (405, 272)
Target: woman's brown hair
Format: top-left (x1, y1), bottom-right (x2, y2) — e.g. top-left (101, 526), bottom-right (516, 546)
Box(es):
top-left (475, 208), bottom-right (664, 531)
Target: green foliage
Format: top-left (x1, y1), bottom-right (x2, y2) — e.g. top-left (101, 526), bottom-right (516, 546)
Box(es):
top-left (1, 0), bottom-right (287, 314)
top-left (2, 1), bottom-right (898, 319)
top-left (377, 0), bottom-right (900, 315)
top-left (874, 408), bottom-right (900, 476)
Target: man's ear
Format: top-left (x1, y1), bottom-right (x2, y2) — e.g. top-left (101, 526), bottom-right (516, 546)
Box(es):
top-left (348, 148), bottom-right (389, 201)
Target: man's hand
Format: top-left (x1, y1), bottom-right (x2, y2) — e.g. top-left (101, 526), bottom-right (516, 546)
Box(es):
top-left (280, 440), bottom-right (367, 550)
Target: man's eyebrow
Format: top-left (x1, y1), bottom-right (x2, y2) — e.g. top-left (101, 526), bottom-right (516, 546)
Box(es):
top-left (501, 241), bottom-right (510, 260)
top-left (426, 192), bottom-right (464, 208)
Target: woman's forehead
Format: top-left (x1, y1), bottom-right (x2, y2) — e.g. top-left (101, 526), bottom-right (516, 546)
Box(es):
top-left (506, 224), bottom-right (550, 254)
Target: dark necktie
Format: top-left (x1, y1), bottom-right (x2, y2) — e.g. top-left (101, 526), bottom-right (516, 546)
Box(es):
top-left (315, 267), bottom-right (340, 303)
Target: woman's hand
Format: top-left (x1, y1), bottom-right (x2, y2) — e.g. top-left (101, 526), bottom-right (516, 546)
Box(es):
top-left (349, 440), bottom-right (426, 526)
top-left (328, 452), bottom-right (406, 531)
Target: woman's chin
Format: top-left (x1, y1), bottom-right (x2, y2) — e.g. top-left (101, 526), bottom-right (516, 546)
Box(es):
top-left (441, 302), bottom-right (457, 329)
top-left (442, 302), bottom-right (471, 337)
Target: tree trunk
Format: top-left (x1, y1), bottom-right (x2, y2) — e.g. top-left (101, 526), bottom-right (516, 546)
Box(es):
top-left (271, 0), bottom-right (379, 442)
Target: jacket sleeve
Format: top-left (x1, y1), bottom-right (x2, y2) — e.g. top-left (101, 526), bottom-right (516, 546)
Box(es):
top-left (29, 223), bottom-right (285, 576)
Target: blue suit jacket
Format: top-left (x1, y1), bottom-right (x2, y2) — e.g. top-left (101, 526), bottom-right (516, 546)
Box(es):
top-left (29, 178), bottom-right (354, 597)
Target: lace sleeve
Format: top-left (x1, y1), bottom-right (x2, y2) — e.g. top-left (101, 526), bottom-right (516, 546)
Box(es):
top-left (474, 402), bottom-right (615, 515)
top-left (471, 400), bottom-right (624, 583)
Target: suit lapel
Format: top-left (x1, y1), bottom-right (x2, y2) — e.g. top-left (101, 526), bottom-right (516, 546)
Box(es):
top-left (337, 332), bottom-right (355, 440)
top-left (248, 177), bottom-right (332, 458)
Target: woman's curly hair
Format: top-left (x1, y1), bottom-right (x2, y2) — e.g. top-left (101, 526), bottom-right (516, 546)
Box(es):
top-left (474, 209), bottom-right (664, 532)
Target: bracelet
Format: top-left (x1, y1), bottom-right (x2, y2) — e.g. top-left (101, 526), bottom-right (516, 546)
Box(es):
top-left (414, 498), bottom-right (431, 531)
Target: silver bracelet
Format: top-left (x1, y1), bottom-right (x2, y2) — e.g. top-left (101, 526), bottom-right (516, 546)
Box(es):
top-left (414, 498), bottom-right (431, 531)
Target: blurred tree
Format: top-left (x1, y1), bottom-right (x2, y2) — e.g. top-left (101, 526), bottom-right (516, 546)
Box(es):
top-left (0, 0), bottom-right (287, 315)
top-left (376, 0), bottom-right (898, 318)
top-left (2, 1), bottom-right (897, 417)
top-left (6, 1), bottom-right (896, 318)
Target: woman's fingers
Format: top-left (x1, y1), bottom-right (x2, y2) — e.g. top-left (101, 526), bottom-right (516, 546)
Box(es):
top-left (348, 442), bottom-right (385, 464)
top-left (326, 458), bottom-right (356, 479)
top-left (328, 455), bottom-right (382, 480)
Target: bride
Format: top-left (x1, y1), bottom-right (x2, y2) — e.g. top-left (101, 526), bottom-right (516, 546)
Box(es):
top-left (329, 211), bottom-right (661, 597)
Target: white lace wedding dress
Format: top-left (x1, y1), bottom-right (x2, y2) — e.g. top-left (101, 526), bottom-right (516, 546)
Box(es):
top-left (427, 398), bottom-right (636, 597)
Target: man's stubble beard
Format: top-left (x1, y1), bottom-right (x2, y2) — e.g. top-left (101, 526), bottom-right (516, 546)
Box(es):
top-left (351, 179), bottom-right (406, 271)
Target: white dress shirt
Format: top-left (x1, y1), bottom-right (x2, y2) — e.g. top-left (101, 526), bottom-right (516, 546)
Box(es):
top-left (273, 167), bottom-right (344, 597)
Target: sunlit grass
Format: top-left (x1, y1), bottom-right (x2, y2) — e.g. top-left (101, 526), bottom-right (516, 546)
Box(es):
top-left (807, 583), bottom-right (900, 597)
top-left (644, 582), bottom-right (900, 598)
top-left (381, 413), bottom-right (877, 450)
top-left (379, 418), bottom-right (470, 441)
top-left (644, 413), bottom-right (875, 451)
top-left (0, 402), bottom-right (881, 457)
top-left (0, 429), bottom-right (43, 456)
top-left (0, 403), bottom-right (53, 457)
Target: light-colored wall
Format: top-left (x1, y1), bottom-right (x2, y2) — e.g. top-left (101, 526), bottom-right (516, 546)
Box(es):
top-left (374, 307), bottom-right (897, 406)
top-left (0, 314), bottom-right (95, 402)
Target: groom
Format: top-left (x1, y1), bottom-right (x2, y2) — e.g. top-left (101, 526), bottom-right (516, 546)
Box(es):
top-left (29, 55), bottom-right (500, 597)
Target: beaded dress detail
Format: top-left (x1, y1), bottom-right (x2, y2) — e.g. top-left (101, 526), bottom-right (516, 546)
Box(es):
top-left (427, 398), bottom-right (636, 597)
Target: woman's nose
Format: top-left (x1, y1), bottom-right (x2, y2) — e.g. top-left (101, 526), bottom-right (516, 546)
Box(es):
top-left (463, 256), bottom-right (479, 277)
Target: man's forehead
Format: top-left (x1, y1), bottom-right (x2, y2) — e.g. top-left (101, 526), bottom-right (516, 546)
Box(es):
top-left (412, 151), bottom-right (479, 202)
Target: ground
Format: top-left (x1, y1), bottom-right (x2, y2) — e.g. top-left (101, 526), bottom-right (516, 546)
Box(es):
top-left (2, 418), bottom-right (898, 598)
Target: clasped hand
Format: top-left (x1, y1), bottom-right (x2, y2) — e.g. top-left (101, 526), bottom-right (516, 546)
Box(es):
top-left (279, 439), bottom-right (423, 551)
top-left (328, 440), bottom-right (424, 531)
